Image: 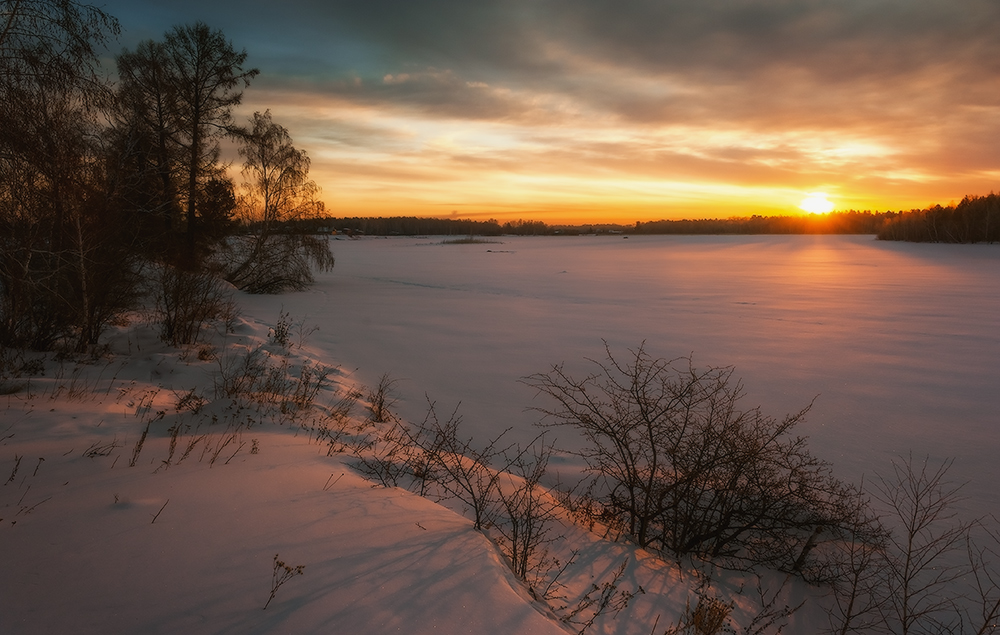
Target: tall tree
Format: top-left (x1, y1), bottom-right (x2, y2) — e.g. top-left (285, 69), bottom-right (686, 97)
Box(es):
top-left (113, 38), bottom-right (184, 248)
top-left (0, 0), bottom-right (133, 350)
top-left (154, 22), bottom-right (256, 266)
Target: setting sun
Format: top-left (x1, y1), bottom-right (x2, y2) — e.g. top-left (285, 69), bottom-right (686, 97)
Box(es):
top-left (799, 193), bottom-right (835, 214)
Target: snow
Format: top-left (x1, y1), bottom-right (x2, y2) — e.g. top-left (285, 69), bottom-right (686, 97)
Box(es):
top-left (1, 329), bottom-right (569, 634)
top-left (248, 234), bottom-right (1000, 512)
top-left (2, 234), bottom-right (998, 634)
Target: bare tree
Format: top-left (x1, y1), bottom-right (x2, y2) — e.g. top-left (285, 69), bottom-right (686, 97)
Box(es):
top-left (965, 524), bottom-right (1000, 635)
top-left (0, 0), bottom-right (118, 87)
top-left (872, 455), bottom-right (976, 635)
top-left (0, 0), bottom-right (140, 350)
top-left (822, 455), bottom-right (1000, 635)
top-left (221, 110), bottom-right (334, 293)
top-left (823, 482), bottom-right (893, 635)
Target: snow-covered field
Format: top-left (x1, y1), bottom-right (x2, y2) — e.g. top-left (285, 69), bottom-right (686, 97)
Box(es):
top-left (260, 234), bottom-right (1000, 513)
top-left (2, 234), bottom-right (998, 634)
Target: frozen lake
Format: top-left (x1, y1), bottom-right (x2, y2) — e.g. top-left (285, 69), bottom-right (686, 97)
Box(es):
top-left (248, 234), bottom-right (1000, 517)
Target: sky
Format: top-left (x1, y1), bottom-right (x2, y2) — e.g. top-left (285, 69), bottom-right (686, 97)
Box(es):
top-left (96, 0), bottom-right (1000, 223)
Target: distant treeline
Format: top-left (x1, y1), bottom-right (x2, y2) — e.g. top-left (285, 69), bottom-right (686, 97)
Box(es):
top-left (302, 217), bottom-right (597, 236)
top-left (875, 193), bottom-right (1000, 243)
top-left (313, 216), bottom-right (503, 236)
top-left (309, 212), bottom-right (890, 236)
top-left (310, 198), bottom-right (1000, 243)
top-left (634, 211), bottom-right (890, 235)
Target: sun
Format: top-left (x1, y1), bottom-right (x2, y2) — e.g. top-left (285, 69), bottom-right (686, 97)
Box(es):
top-left (799, 193), bottom-right (835, 214)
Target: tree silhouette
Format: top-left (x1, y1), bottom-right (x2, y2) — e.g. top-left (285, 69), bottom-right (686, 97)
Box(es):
top-left (157, 22), bottom-right (257, 266)
top-left (0, 0), bottom-right (135, 349)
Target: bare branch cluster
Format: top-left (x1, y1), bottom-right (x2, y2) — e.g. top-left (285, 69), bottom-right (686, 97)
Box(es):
top-left (523, 342), bottom-right (863, 577)
top-left (826, 455), bottom-right (1000, 635)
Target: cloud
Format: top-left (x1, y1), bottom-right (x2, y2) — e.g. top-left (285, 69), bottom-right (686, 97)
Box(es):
top-left (106, 0), bottom-right (1000, 129)
top-left (101, 0), bottom-right (1000, 218)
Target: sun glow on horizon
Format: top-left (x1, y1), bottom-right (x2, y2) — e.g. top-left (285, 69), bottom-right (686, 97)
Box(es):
top-left (246, 90), bottom-right (975, 223)
top-left (798, 193), bottom-right (835, 214)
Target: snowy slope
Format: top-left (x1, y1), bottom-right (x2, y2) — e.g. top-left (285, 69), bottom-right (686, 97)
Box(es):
top-left (1, 319), bottom-right (572, 635)
top-left (4, 234), bottom-right (997, 634)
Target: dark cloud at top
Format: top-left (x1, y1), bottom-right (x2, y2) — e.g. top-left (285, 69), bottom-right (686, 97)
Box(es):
top-left (95, 0), bottom-right (1000, 215)
top-left (100, 0), bottom-right (1000, 125)
top-left (316, 2), bottom-right (997, 78)
top-left (282, 0), bottom-right (1000, 134)
top-left (541, 0), bottom-right (1000, 79)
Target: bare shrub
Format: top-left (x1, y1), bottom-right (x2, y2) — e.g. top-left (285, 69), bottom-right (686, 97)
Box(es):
top-left (313, 390), bottom-right (364, 456)
top-left (288, 362), bottom-right (330, 411)
top-left (871, 455), bottom-right (980, 635)
top-left (0, 347), bottom-right (31, 395)
top-left (822, 484), bottom-right (892, 635)
top-left (736, 578), bottom-right (804, 635)
top-left (876, 457), bottom-right (971, 633)
top-left (689, 596), bottom-right (732, 635)
top-left (351, 397), bottom-right (551, 541)
top-left (493, 441), bottom-right (560, 586)
top-left (267, 309), bottom-right (291, 347)
top-left (213, 342), bottom-right (331, 422)
top-left (822, 455), bottom-right (1000, 635)
top-left (555, 558), bottom-right (642, 635)
top-left (966, 526), bottom-right (1000, 635)
top-left (154, 265), bottom-right (232, 346)
top-left (214, 345), bottom-right (269, 399)
top-left (351, 422), bottom-right (414, 488)
top-left (306, 387), bottom-right (363, 456)
top-left (352, 400), bottom-right (470, 498)
top-left (523, 342), bottom-right (861, 576)
top-left (366, 372), bottom-right (399, 423)
top-left (405, 399), bottom-right (514, 531)
top-left (665, 594), bottom-right (733, 635)
top-left (293, 316), bottom-right (319, 348)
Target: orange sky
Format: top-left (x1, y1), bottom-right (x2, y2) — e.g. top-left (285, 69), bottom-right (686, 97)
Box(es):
top-left (104, 0), bottom-right (1000, 223)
